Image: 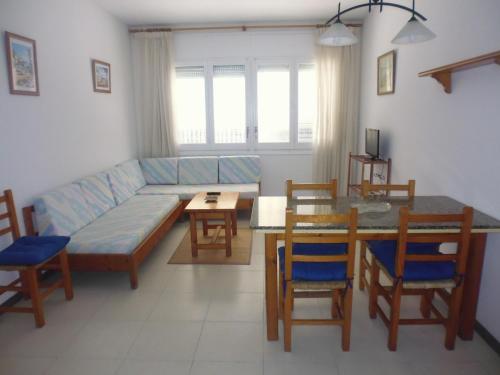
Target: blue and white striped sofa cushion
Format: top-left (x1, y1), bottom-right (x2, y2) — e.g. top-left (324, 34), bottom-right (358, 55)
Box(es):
top-left (67, 195), bottom-right (180, 254)
top-left (106, 167), bottom-right (136, 205)
top-left (118, 160), bottom-right (146, 191)
top-left (219, 156), bottom-right (261, 184)
top-left (140, 158), bottom-right (178, 185)
top-left (34, 184), bottom-right (96, 236)
top-left (76, 172), bottom-right (116, 218)
top-left (178, 157), bottom-right (218, 185)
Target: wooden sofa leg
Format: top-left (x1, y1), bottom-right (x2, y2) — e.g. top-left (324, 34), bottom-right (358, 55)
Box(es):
top-left (59, 250), bottom-right (74, 300)
top-left (129, 260), bottom-right (139, 289)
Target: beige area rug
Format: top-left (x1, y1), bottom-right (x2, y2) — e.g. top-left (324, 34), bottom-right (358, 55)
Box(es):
top-left (168, 227), bottom-right (253, 265)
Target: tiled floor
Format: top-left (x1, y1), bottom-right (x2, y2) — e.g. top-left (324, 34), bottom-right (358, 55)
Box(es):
top-left (0, 219), bottom-right (499, 375)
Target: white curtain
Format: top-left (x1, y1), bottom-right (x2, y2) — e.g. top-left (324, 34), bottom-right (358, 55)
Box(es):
top-left (312, 28), bottom-right (361, 195)
top-left (131, 32), bottom-right (177, 157)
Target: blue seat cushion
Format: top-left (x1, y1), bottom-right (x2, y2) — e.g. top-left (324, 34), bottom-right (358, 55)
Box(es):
top-left (0, 236), bottom-right (70, 266)
top-left (278, 243), bottom-right (348, 282)
top-left (366, 240), bottom-right (455, 281)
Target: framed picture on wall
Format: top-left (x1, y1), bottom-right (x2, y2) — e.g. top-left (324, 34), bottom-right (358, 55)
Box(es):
top-left (5, 32), bottom-right (40, 96)
top-left (91, 59), bottom-right (111, 93)
top-left (377, 50), bottom-right (396, 95)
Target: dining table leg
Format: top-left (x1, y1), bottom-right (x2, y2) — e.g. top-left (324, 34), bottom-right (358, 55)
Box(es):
top-left (458, 232), bottom-right (487, 340)
top-left (265, 233), bottom-right (279, 341)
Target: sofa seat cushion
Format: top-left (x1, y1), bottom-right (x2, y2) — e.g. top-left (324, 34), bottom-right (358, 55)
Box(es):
top-left (140, 158), bottom-right (178, 184)
top-left (76, 172), bottom-right (116, 218)
top-left (67, 195), bottom-right (180, 255)
top-left (34, 184), bottom-right (96, 236)
top-left (0, 236), bottom-right (70, 266)
top-left (178, 157), bottom-right (218, 185)
top-left (106, 167), bottom-right (136, 205)
top-left (118, 160), bottom-right (146, 191)
top-left (136, 183), bottom-right (259, 200)
top-left (219, 156), bottom-right (261, 184)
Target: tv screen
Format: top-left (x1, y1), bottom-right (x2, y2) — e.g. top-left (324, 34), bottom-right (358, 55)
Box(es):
top-left (365, 128), bottom-right (380, 159)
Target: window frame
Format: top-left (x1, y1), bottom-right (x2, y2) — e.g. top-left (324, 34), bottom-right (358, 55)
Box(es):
top-left (175, 57), bottom-right (315, 152)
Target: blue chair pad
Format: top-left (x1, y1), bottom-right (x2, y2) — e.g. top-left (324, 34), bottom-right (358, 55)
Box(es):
top-left (0, 236), bottom-right (70, 266)
top-left (278, 243), bottom-right (348, 282)
top-left (367, 240), bottom-right (455, 281)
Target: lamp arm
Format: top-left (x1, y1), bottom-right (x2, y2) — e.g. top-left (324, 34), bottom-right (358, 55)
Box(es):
top-left (325, 1), bottom-right (427, 25)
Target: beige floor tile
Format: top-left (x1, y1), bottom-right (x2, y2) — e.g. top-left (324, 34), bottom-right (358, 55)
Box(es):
top-left (191, 360), bottom-right (263, 375)
top-left (195, 322), bottom-right (263, 362)
top-left (92, 290), bottom-right (161, 321)
top-left (115, 359), bottom-right (192, 375)
top-left (62, 320), bottom-right (143, 359)
top-left (148, 291), bottom-right (210, 321)
top-left (128, 321), bottom-right (202, 360)
top-left (45, 358), bottom-right (122, 375)
top-left (264, 358), bottom-right (338, 375)
top-left (0, 356), bottom-right (55, 375)
top-left (206, 292), bottom-right (264, 322)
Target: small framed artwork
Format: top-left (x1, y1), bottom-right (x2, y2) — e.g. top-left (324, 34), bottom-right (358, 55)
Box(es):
top-left (91, 59), bottom-right (111, 93)
top-left (377, 50), bottom-right (396, 95)
top-left (5, 32), bottom-right (40, 96)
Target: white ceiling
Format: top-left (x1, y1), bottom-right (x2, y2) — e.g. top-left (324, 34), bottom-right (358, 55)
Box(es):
top-left (91, 0), bottom-right (368, 26)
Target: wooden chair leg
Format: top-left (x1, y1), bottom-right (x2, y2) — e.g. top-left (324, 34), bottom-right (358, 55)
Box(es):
top-left (331, 290), bottom-right (339, 318)
top-left (19, 270), bottom-right (30, 299)
top-left (278, 272), bottom-right (284, 320)
top-left (26, 267), bottom-right (45, 328)
top-left (445, 285), bottom-right (464, 350)
top-left (284, 282), bottom-right (293, 352)
top-left (388, 281), bottom-right (403, 351)
top-left (342, 287), bottom-right (353, 351)
top-left (368, 261), bottom-right (380, 319)
top-left (359, 241), bottom-right (367, 291)
top-left (420, 289), bottom-right (434, 319)
top-left (59, 250), bottom-right (74, 300)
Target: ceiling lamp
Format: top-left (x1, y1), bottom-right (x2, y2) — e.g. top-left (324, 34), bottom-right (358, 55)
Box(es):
top-left (319, 0), bottom-right (436, 47)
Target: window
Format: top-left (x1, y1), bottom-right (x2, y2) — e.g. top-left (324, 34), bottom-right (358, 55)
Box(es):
top-left (257, 65), bottom-right (290, 143)
top-left (175, 66), bottom-right (206, 144)
top-left (298, 64), bottom-right (316, 143)
top-left (213, 65), bottom-right (246, 144)
top-left (174, 60), bottom-right (315, 149)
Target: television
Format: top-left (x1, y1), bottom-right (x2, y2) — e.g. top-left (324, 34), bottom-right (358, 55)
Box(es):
top-left (365, 128), bottom-right (380, 159)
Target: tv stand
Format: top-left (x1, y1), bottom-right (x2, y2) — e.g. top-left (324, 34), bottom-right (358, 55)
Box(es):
top-left (347, 153), bottom-right (392, 196)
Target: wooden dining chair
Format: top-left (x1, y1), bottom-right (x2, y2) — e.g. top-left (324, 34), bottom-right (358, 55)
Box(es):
top-left (358, 179), bottom-right (416, 293)
top-left (286, 179), bottom-right (337, 199)
top-left (368, 206), bottom-right (473, 350)
top-left (279, 207), bottom-right (358, 351)
top-left (0, 189), bottom-right (73, 327)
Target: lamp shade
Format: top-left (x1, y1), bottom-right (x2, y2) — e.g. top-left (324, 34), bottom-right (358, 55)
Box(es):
top-left (318, 21), bottom-right (358, 46)
top-left (392, 17), bottom-right (436, 44)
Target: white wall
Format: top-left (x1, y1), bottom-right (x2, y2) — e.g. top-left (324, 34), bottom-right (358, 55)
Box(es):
top-left (359, 0), bottom-right (500, 339)
top-left (174, 29), bottom-right (316, 195)
top-left (0, 0), bottom-right (136, 300)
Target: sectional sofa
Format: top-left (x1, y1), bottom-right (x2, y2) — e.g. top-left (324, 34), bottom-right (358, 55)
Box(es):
top-left (23, 156), bottom-right (261, 288)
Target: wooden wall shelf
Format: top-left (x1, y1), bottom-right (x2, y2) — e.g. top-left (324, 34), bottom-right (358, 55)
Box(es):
top-left (418, 50), bottom-right (500, 94)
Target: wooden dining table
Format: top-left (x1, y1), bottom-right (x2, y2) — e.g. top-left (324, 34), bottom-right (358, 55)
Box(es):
top-left (249, 195), bottom-right (500, 342)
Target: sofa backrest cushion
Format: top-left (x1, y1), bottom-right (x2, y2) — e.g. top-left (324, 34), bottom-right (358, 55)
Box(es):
top-left (140, 158), bottom-right (178, 185)
top-left (178, 157), bottom-right (218, 185)
top-left (76, 172), bottom-right (116, 218)
top-left (34, 184), bottom-right (96, 236)
top-left (118, 160), bottom-right (146, 191)
top-left (106, 167), bottom-right (136, 205)
top-left (219, 156), bottom-right (261, 184)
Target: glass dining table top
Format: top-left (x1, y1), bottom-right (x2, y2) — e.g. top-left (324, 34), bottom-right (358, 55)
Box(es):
top-left (249, 195), bottom-right (500, 233)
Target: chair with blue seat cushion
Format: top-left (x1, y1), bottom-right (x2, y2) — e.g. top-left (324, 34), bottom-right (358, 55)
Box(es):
top-left (368, 206), bottom-right (473, 351)
top-left (0, 190), bottom-right (73, 328)
top-left (358, 179), bottom-right (416, 292)
top-left (280, 207), bottom-right (358, 352)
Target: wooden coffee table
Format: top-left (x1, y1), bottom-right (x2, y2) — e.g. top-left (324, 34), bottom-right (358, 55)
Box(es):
top-left (185, 192), bottom-right (239, 257)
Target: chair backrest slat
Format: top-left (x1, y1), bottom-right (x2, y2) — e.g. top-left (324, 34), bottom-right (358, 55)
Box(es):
top-left (284, 207), bottom-right (358, 281)
top-left (361, 180), bottom-right (415, 198)
top-left (394, 206), bottom-right (473, 279)
top-left (0, 189), bottom-right (21, 241)
top-left (286, 179), bottom-right (337, 199)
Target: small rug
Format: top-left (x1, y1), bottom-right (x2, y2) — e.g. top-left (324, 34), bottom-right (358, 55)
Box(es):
top-left (168, 227), bottom-right (253, 265)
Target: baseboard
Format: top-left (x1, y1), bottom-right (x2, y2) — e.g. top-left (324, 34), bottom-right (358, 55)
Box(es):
top-left (475, 321), bottom-right (500, 356)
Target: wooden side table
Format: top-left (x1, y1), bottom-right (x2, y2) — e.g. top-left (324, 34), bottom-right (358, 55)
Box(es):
top-left (347, 152), bottom-right (392, 196)
top-left (184, 192), bottom-right (239, 257)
